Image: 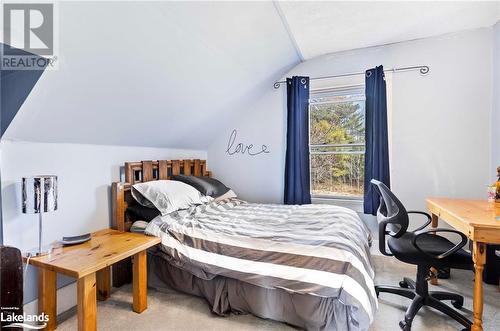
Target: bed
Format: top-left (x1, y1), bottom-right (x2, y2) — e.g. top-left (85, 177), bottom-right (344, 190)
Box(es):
top-left (111, 159), bottom-right (377, 331)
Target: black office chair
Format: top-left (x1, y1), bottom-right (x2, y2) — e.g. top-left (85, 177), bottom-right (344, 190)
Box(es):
top-left (370, 179), bottom-right (473, 331)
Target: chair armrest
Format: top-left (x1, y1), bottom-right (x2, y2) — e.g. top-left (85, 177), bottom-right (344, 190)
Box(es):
top-left (378, 220), bottom-right (394, 256)
top-left (411, 228), bottom-right (468, 260)
top-left (407, 211), bottom-right (432, 231)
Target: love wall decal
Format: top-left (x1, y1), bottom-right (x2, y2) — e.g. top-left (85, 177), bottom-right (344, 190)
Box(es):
top-left (225, 129), bottom-right (270, 156)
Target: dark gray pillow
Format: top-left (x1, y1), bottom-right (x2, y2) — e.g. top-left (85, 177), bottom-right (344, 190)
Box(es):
top-left (172, 175), bottom-right (230, 198)
top-left (126, 204), bottom-right (160, 222)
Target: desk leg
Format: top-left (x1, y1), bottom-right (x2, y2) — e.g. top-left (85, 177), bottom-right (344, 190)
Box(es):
top-left (38, 269), bottom-right (57, 330)
top-left (96, 267), bottom-right (111, 301)
top-left (77, 273), bottom-right (97, 331)
top-left (472, 241), bottom-right (486, 331)
top-left (132, 250), bottom-right (147, 313)
top-left (429, 213), bottom-right (439, 285)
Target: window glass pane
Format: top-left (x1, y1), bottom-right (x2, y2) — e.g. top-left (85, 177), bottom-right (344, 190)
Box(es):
top-left (309, 86), bottom-right (366, 199)
top-left (310, 101), bottom-right (365, 145)
top-left (309, 87), bottom-right (365, 104)
top-left (310, 153), bottom-right (365, 198)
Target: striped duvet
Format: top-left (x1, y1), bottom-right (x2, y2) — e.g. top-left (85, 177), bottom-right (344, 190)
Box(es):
top-left (145, 198), bottom-right (377, 330)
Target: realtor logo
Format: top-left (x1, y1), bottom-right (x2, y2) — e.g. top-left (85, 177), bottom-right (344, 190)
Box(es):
top-left (3, 3), bottom-right (53, 55)
top-left (0, 309), bottom-right (48, 330)
top-left (1, 2), bottom-right (58, 70)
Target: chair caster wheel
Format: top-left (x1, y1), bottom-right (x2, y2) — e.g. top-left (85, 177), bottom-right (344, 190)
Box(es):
top-left (452, 299), bottom-right (464, 309)
top-left (399, 320), bottom-right (411, 331)
top-left (399, 280), bottom-right (409, 288)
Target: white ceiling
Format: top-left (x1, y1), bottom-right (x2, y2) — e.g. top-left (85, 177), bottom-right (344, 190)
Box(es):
top-left (3, 1), bottom-right (500, 149)
top-left (278, 1), bottom-right (500, 59)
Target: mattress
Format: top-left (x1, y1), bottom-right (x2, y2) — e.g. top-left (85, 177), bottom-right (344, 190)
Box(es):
top-left (145, 198), bottom-right (377, 330)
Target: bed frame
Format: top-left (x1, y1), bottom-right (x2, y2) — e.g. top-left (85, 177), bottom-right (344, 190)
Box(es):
top-left (111, 159), bottom-right (211, 286)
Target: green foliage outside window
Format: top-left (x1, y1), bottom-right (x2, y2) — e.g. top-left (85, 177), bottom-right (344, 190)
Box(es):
top-left (310, 100), bottom-right (365, 197)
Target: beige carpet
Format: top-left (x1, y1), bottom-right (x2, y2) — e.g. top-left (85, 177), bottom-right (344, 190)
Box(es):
top-left (56, 255), bottom-right (500, 331)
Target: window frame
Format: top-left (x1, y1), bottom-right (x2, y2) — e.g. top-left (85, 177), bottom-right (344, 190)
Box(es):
top-left (308, 84), bottom-right (366, 202)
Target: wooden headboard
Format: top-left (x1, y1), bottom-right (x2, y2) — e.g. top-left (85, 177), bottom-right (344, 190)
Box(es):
top-left (111, 159), bottom-right (211, 232)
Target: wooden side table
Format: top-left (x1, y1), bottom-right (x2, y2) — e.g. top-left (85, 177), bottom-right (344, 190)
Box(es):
top-left (25, 229), bottom-right (160, 331)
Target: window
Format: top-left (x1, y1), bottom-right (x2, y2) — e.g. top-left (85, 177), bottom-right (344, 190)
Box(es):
top-left (309, 86), bottom-right (365, 199)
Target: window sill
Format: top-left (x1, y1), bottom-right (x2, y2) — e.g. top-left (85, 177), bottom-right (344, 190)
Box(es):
top-left (311, 197), bottom-right (363, 213)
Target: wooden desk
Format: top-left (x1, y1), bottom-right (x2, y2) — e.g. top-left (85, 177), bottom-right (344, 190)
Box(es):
top-left (427, 198), bottom-right (500, 331)
top-left (25, 229), bottom-right (160, 331)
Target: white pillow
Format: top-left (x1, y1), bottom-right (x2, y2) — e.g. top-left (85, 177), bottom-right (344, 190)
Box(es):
top-left (214, 189), bottom-right (237, 202)
top-left (131, 180), bottom-right (212, 215)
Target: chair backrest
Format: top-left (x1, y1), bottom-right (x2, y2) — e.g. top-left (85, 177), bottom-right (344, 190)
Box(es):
top-left (370, 179), bottom-right (409, 239)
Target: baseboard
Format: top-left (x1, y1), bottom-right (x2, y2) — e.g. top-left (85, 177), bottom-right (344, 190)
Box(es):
top-left (23, 281), bottom-right (77, 317)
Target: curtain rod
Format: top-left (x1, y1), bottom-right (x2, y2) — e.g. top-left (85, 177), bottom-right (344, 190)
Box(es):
top-left (273, 65), bottom-right (429, 89)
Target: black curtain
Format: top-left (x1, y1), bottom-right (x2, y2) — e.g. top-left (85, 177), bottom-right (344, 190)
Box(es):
top-left (1, 43), bottom-right (47, 136)
top-left (364, 66), bottom-right (390, 215)
top-left (284, 76), bottom-right (311, 205)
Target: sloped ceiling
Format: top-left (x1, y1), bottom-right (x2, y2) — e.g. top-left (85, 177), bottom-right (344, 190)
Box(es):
top-left (3, 1), bottom-right (499, 149)
top-left (277, 1), bottom-right (500, 59)
top-left (3, 1), bottom-right (299, 148)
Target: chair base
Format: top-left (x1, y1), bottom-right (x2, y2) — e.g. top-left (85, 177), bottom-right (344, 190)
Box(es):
top-left (376, 266), bottom-right (472, 331)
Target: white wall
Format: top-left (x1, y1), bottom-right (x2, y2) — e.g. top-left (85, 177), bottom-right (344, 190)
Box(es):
top-left (493, 21), bottom-right (500, 178)
top-left (0, 140), bottom-right (206, 304)
top-left (207, 90), bottom-right (287, 204)
top-left (208, 28), bottom-right (494, 214)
